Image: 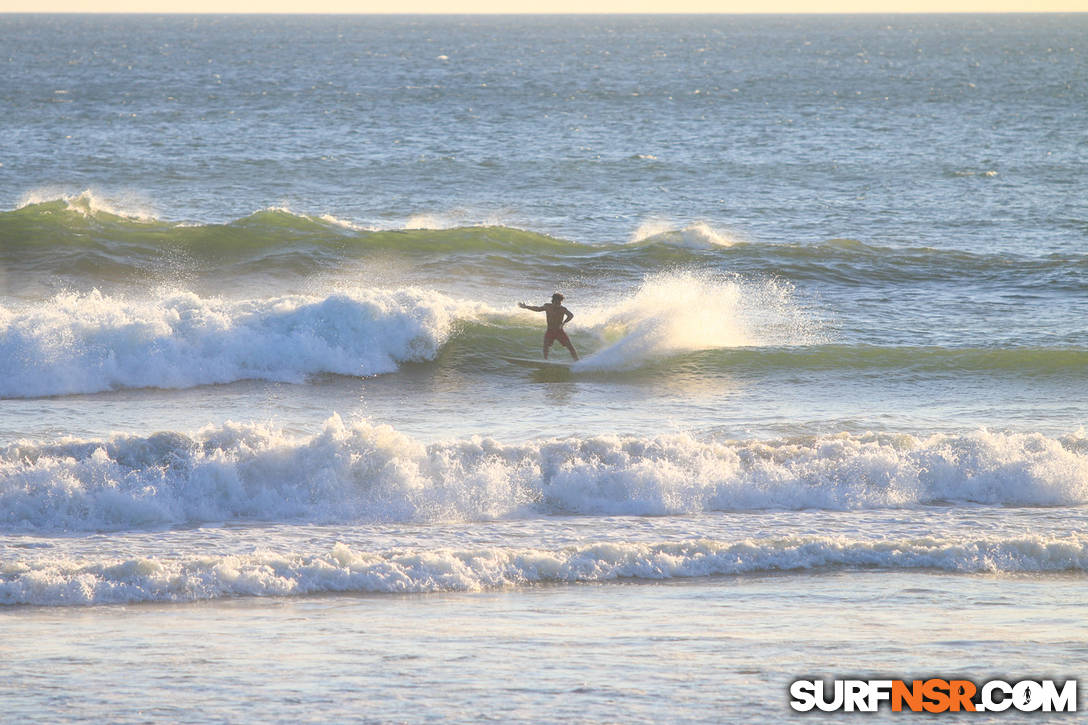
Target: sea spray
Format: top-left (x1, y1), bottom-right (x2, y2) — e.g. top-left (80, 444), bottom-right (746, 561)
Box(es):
top-left (2, 418), bottom-right (1086, 533)
top-left (628, 219), bottom-right (741, 248)
top-left (0, 288), bottom-right (489, 397)
top-left (16, 187), bottom-right (159, 222)
top-left (1, 270), bottom-right (826, 395)
top-left (575, 270), bottom-right (826, 370)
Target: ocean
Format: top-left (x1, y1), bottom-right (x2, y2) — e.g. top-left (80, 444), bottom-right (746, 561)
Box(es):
top-left (1, 12), bottom-right (1086, 722)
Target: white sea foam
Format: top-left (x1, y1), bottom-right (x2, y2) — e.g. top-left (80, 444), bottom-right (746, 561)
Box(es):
top-left (3, 534), bottom-right (1086, 606)
top-left (17, 187), bottom-right (158, 222)
top-left (404, 213), bottom-right (455, 230)
top-left (574, 271), bottom-right (825, 370)
top-left (628, 219), bottom-right (739, 248)
top-left (952, 169), bottom-right (999, 178)
top-left (2, 419), bottom-right (1085, 534)
top-left (0, 288), bottom-right (487, 398)
top-left (401, 210), bottom-right (507, 230)
top-left (317, 213), bottom-right (373, 231)
top-left (629, 218), bottom-right (675, 243)
top-left (253, 205), bottom-right (377, 231)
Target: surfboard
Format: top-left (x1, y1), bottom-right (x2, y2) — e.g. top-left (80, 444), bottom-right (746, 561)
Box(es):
top-left (500, 356), bottom-right (573, 370)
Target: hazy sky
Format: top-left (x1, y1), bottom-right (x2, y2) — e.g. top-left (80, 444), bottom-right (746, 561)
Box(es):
top-left (4, 1), bottom-right (1085, 12)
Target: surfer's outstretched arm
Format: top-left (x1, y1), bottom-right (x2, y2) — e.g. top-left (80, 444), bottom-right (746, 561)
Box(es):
top-left (519, 302), bottom-right (546, 312)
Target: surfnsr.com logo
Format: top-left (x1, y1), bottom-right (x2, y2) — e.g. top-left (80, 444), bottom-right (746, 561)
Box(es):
top-left (789, 679), bottom-right (1078, 713)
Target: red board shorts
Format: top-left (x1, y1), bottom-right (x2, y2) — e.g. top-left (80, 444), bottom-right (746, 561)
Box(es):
top-left (544, 328), bottom-right (571, 347)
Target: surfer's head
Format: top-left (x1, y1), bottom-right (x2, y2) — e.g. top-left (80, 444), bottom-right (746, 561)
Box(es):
top-left (552, 292), bottom-right (564, 303)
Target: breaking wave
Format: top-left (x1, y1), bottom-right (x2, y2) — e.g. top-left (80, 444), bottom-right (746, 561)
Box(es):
top-left (0, 288), bottom-right (484, 397)
top-left (2, 276), bottom-right (1082, 399)
top-left (2, 417), bottom-right (1086, 533)
top-left (3, 534), bottom-right (1087, 605)
top-left (0, 272), bottom-right (825, 397)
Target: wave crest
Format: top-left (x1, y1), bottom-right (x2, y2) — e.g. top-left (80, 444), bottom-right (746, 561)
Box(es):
top-left (575, 271), bottom-right (825, 370)
top-left (4, 534), bottom-right (1087, 606)
top-left (0, 288), bottom-right (482, 397)
top-left (628, 219), bottom-right (740, 248)
top-left (3, 419), bottom-right (1086, 533)
top-left (4, 201), bottom-right (1086, 291)
top-left (17, 188), bottom-right (158, 222)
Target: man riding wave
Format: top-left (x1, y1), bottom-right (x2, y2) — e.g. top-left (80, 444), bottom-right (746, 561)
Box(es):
top-left (518, 292), bottom-right (579, 361)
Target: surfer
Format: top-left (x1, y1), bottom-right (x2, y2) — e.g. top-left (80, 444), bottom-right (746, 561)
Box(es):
top-left (518, 293), bottom-right (579, 360)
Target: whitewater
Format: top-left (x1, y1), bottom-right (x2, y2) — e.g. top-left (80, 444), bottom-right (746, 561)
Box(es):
top-left (2, 13), bottom-right (1086, 724)
top-left (4, 418), bottom-right (1088, 534)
